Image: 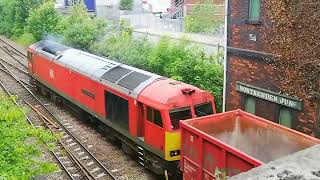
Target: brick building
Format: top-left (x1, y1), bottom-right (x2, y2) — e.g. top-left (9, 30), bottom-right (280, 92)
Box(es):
top-left (225, 0), bottom-right (320, 136)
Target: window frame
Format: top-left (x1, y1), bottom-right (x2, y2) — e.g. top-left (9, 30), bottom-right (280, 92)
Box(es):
top-left (169, 106), bottom-right (193, 130)
top-left (245, 96), bottom-right (256, 114)
top-left (146, 106), bottom-right (163, 128)
top-left (247, 0), bottom-right (262, 24)
top-left (278, 108), bottom-right (292, 128)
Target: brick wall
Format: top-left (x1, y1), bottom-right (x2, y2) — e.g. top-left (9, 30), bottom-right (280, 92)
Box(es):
top-left (226, 0), bottom-right (320, 137)
top-left (228, 0), bottom-right (267, 52)
top-left (226, 56), bottom-right (319, 136)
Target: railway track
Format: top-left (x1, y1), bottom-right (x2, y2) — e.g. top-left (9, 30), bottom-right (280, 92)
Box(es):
top-left (0, 38), bottom-right (28, 69)
top-left (0, 42), bottom-right (117, 180)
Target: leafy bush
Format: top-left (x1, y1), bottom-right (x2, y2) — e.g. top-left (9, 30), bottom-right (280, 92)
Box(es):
top-left (16, 32), bottom-right (37, 46)
top-left (119, 0), bottom-right (134, 10)
top-left (58, 2), bottom-right (107, 49)
top-left (0, 0), bottom-right (18, 36)
top-left (95, 33), bottom-right (224, 112)
top-left (0, 0), bottom-right (45, 37)
top-left (185, 1), bottom-right (223, 34)
top-left (94, 33), bottom-right (153, 70)
top-left (26, 2), bottom-right (60, 41)
top-left (0, 93), bottom-right (59, 178)
top-left (151, 38), bottom-right (224, 111)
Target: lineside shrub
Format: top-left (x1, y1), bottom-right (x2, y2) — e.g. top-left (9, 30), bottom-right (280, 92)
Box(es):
top-left (0, 93), bottom-right (59, 178)
top-left (95, 31), bottom-right (224, 111)
top-left (119, 0), bottom-right (134, 10)
top-left (26, 2), bottom-right (60, 41)
top-left (57, 2), bottom-right (107, 49)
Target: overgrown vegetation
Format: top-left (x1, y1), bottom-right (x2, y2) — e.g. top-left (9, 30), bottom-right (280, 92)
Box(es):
top-left (264, 0), bottom-right (320, 136)
top-left (0, 0), bottom-right (106, 49)
top-left (119, 0), bottom-right (134, 10)
top-left (185, 1), bottom-right (223, 34)
top-left (93, 30), bottom-right (224, 111)
top-left (0, 93), bottom-right (58, 178)
top-left (57, 2), bottom-right (107, 49)
top-left (0, 1), bottom-right (224, 112)
top-left (26, 2), bottom-right (60, 41)
top-left (0, 0), bottom-right (45, 37)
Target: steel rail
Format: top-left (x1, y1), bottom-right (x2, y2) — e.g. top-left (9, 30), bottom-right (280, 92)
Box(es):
top-left (0, 57), bottom-right (29, 75)
top-left (0, 64), bottom-right (91, 179)
top-left (0, 81), bottom-right (75, 180)
top-left (0, 46), bottom-right (28, 69)
top-left (0, 65), bottom-right (32, 88)
top-left (0, 60), bottom-right (117, 180)
top-left (27, 104), bottom-right (91, 179)
top-left (0, 38), bottom-right (27, 58)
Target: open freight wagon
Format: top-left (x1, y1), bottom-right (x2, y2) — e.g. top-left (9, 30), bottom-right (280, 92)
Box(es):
top-left (180, 109), bottom-right (320, 179)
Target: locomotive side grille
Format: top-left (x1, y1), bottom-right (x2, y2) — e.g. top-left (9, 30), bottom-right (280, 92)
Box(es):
top-left (101, 66), bottom-right (131, 83)
top-left (117, 71), bottom-right (151, 91)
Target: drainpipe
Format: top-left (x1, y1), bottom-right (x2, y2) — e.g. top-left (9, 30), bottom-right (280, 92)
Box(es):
top-left (222, 0), bottom-right (229, 112)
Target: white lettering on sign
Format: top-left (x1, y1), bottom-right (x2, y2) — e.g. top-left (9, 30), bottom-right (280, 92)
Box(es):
top-left (237, 83), bottom-right (302, 110)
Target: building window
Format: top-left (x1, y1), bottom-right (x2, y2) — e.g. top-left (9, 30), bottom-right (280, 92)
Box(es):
top-left (245, 96), bottom-right (256, 114)
top-left (249, 0), bottom-right (261, 21)
top-left (279, 109), bottom-right (292, 128)
top-left (147, 107), bottom-right (163, 128)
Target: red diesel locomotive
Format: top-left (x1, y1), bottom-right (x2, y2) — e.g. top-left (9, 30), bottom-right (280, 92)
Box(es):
top-left (27, 41), bottom-right (216, 176)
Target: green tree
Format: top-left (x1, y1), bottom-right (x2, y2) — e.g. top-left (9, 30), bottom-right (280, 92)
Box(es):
top-left (156, 39), bottom-right (224, 111)
top-left (185, 1), bottom-right (223, 34)
top-left (0, 0), bottom-right (18, 36)
top-left (0, 93), bottom-right (58, 178)
top-left (119, 0), bottom-right (134, 10)
top-left (13, 0), bottom-right (46, 37)
top-left (93, 32), bottom-right (152, 69)
top-left (26, 2), bottom-right (60, 41)
top-left (58, 2), bottom-right (107, 49)
top-left (168, 53), bottom-right (224, 111)
top-left (96, 34), bottom-right (224, 111)
top-left (0, 0), bottom-right (45, 37)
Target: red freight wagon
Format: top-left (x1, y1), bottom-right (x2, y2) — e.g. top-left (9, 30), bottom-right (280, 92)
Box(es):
top-left (180, 109), bottom-right (320, 179)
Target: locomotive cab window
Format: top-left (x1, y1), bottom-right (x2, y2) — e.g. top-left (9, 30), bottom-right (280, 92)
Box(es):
top-left (147, 107), bottom-right (163, 128)
top-left (170, 107), bottom-right (192, 130)
top-left (194, 102), bottom-right (214, 117)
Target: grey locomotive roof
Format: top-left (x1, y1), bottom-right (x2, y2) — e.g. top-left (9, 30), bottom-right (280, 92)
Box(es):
top-left (35, 41), bottom-right (162, 99)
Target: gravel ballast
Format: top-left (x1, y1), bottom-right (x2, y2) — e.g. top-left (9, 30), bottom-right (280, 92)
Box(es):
top-left (230, 145), bottom-right (320, 180)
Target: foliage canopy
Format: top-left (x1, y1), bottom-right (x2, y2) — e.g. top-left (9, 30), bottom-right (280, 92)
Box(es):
top-left (119, 0), bottom-right (134, 10)
top-left (26, 2), bottom-right (60, 41)
top-left (58, 2), bottom-right (107, 49)
top-left (93, 31), bottom-right (224, 111)
top-left (185, 1), bottom-right (223, 34)
top-left (0, 0), bottom-right (45, 37)
top-left (0, 93), bottom-right (58, 178)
